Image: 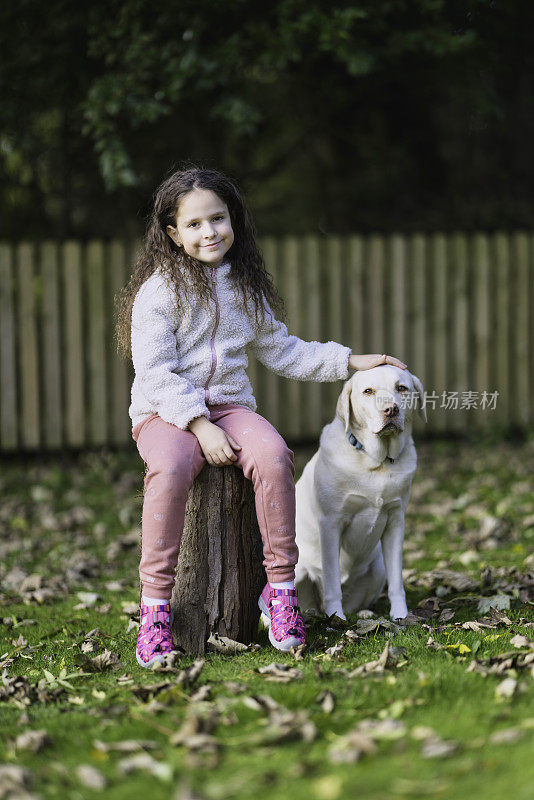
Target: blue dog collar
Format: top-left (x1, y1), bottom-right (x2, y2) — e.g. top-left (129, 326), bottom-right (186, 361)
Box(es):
top-left (347, 431), bottom-right (394, 463)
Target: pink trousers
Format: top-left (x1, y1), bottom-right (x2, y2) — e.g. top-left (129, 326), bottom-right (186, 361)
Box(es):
top-left (132, 403), bottom-right (299, 599)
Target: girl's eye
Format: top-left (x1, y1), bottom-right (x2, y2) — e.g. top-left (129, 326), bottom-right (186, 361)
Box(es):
top-left (363, 388), bottom-right (374, 395)
top-left (188, 222), bottom-right (199, 228)
top-left (212, 215), bottom-right (223, 221)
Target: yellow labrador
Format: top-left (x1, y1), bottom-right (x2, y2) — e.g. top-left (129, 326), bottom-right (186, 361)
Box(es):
top-left (295, 365), bottom-right (426, 621)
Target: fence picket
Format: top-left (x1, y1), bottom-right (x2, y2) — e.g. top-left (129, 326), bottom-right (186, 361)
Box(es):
top-left (512, 233), bottom-right (530, 426)
top-left (41, 242), bottom-right (63, 448)
top-left (450, 233), bottom-right (469, 432)
top-left (493, 232), bottom-right (510, 428)
top-left (472, 234), bottom-right (491, 431)
top-left (0, 244), bottom-right (17, 450)
top-left (63, 241), bottom-right (85, 447)
top-left (389, 234), bottom-right (407, 363)
top-left (86, 241), bottom-right (108, 445)
top-left (409, 234), bottom-right (426, 435)
top-left (18, 243), bottom-right (40, 449)
top-left (430, 234), bottom-right (448, 432)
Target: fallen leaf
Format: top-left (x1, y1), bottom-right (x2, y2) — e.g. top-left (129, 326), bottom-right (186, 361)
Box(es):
top-left (76, 764), bottom-right (108, 790)
top-left (410, 725), bottom-right (437, 741)
top-left (14, 730), bottom-right (50, 753)
top-left (356, 718), bottom-right (407, 740)
top-left (489, 727), bottom-right (523, 745)
top-left (328, 730), bottom-right (377, 763)
top-left (495, 677), bottom-right (517, 700)
top-left (477, 596), bottom-right (512, 615)
top-left (93, 739), bottom-right (158, 753)
top-left (241, 694), bottom-right (280, 712)
top-left (348, 641), bottom-right (400, 678)
top-left (420, 737), bottom-right (458, 758)
top-left (259, 708), bottom-right (316, 744)
top-left (317, 690), bottom-right (335, 714)
top-left (117, 752), bottom-right (172, 781)
top-left (0, 764), bottom-right (35, 795)
top-left (510, 634), bottom-right (532, 649)
top-left (207, 633), bottom-right (259, 653)
top-left (257, 663), bottom-right (303, 682)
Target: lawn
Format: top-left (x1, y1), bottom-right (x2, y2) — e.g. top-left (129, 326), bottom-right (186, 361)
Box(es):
top-left (1, 433), bottom-right (533, 800)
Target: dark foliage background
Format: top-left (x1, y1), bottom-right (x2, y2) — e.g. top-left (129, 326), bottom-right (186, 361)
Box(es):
top-left (1, 0), bottom-right (532, 239)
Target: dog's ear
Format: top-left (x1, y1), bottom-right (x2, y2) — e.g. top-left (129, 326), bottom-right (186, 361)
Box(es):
top-left (336, 379), bottom-right (354, 433)
top-left (411, 374), bottom-right (427, 422)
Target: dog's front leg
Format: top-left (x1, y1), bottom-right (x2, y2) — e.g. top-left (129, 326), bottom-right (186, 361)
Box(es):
top-left (319, 514), bottom-right (346, 620)
top-left (381, 505), bottom-right (409, 620)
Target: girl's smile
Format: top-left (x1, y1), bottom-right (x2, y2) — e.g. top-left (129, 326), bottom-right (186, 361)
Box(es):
top-left (167, 188), bottom-right (234, 267)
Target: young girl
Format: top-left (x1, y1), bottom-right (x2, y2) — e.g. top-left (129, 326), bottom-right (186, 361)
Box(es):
top-left (116, 166), bottom-right (408, 668)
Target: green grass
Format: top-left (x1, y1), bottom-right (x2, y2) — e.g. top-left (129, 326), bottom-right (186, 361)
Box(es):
top-left (1, 436), bottom-right (533, 800)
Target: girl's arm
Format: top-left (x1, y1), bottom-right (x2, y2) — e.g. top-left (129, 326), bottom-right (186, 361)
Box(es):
top-left (249, 298), bottom-right (351, 382)
top-left (131, 277), bottom-right (210, 430)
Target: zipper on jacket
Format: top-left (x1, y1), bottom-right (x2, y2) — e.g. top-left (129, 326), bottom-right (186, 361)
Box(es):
top-left (204, 267), bottom-right (220, 404)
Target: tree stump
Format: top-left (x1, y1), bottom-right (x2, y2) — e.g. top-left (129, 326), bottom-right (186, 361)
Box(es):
top-left (169, 465), bottom-right (266, 655)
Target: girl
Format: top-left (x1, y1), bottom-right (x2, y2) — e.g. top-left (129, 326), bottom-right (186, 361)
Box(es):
top-left (116, 166), bottom-right (408, 668)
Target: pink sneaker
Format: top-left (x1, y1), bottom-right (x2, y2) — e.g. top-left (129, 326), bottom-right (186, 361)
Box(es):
top-left (258, 584), bottom-right (306, 652)
top-left (136, 603), bottom-right (176, 668)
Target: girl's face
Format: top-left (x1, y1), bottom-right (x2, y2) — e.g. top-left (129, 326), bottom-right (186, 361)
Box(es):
top-left (167, 188), bottom-right (234, 267)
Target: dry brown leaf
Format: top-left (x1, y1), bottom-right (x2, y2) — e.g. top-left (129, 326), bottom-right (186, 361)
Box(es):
top-left (93, 738), bottom-right (158, 753)
top-left (14, 729), bottom-right (50, 753)
top-left (0, 764), bottom-right (35, 797)
top-left (317, 689), bottom-right (335, 714)
top-left (170, 705), bottom-right (221, 747)
top-left (348, 641), bottom-right (398, 677)
top-left (241, 694), bottom-right (281, 712)
top-left (260, 708), bottom-right (317, 744)
top-left (189, 684), bottom-right (212, 703)
top-left (420, 737), bottom-right (458, 758)
top-left (290, 643), bottom-right (307, 660)
top-left (257, 663), bottom-right (303, 682)
top-left (510, 634), bottom-right (532, 649)
top-left (76, 764), bottom-right (108, 790)
top-left (207, 633), bottom-right (259, 653)
top-left (489, 727), bottom-right (524, 745)
top-left (329, 730), bottom-right (377, 763)
top-left (356, 718), bottom-right (407, 740)
top-left (117, 752), bottom-right (172, 780)
top-left (495, 677), bottom-right (517, 700)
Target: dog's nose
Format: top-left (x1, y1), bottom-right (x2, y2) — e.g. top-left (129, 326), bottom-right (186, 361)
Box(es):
top-left (383, 403), bottom-right (399, 418)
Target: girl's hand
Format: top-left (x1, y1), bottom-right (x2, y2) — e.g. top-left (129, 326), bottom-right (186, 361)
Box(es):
top-left (192, 420), bottom-right (242, 466)
top-left (349, 353), bottom-right (408, 371)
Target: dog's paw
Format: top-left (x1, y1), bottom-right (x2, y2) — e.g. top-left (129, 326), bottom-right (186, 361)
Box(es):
top-left (389, 602), bottom-right (409, 621)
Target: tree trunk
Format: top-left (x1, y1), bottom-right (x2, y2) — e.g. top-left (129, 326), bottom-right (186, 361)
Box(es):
top-left (169, 464), bottom-right (266, 655)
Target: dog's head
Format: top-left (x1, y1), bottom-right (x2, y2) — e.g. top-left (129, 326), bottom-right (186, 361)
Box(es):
top-left (336, 365), bottom-right (427, 440)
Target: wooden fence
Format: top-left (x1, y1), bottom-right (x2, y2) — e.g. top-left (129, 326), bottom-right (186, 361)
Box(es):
top-left (0, 233), bottom-right (532, 452)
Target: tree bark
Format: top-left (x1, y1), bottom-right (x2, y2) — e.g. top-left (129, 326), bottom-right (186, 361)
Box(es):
top-left (169, 464), bottom-right (266, 655)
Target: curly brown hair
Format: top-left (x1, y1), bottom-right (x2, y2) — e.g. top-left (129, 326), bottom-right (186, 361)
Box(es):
top-left (115, 166), bottom-right (287, 360)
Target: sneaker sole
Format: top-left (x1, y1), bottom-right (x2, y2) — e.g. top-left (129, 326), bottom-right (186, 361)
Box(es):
top-left (136, 610), bottom-right (176, 669)
top-left (258, 595), bottom-right (303, 652)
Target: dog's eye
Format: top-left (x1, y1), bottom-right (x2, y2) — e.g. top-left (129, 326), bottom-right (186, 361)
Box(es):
top-left (363, 388), bottom-right (375, 395)
top-left (397, 385), bottom-right (409, 392)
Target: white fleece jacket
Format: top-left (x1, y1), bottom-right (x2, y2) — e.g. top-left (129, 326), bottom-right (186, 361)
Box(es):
top-left (129, 261), bottom-right (352, 431)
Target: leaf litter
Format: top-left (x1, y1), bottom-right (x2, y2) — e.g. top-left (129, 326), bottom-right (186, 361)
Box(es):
top-left (1, 445), bottom-right (534, 792)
